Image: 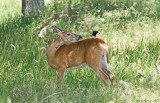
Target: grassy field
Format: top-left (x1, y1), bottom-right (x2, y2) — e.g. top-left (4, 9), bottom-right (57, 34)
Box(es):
top-left (0, 0), bottom-right (160, 102)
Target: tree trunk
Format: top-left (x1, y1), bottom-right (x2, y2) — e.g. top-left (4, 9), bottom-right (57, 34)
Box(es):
top-left (22, 0), bottom-right (44, 17)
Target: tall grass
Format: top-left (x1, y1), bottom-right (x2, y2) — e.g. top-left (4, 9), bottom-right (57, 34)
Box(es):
top-left (0, 0), bottom-right (160, 102)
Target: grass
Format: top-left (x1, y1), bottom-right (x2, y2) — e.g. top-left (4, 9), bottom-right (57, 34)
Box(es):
top-left (0, 0), bottom-right (160, 102)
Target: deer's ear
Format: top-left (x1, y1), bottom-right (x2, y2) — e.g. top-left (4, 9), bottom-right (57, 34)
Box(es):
top-left (52, 26), bottom-right (62, 34)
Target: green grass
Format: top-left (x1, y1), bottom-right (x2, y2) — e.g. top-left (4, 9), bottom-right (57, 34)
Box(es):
top-left (0, 0), bottom-right (160, 102)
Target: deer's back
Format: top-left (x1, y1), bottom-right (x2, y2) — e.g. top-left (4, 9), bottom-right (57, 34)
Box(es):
top-left (54, 38), bottom-right (107, 68)
top-left (56, 38), bottom-right (106, 55)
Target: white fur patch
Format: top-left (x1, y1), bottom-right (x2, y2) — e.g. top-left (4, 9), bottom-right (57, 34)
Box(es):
top-left (100, 43), bottom-right (109, 69)
top-left (100, 43), bottom-right (113, 79)
top-left (107, 63), bottom-right (110, 70)
top-left (100, 43), bottom-right (108, 51)
top-left (50, 63), bottom-right (58, 68)
top-left (67, 63), bottom-right (86, 70)
top-left (109, 73), bottom-right (114, 80)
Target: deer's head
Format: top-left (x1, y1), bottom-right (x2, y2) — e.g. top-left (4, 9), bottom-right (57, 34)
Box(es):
top-left (52, 26), bottom-right (82, 42)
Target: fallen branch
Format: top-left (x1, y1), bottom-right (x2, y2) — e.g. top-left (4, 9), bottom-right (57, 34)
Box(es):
top-left (38, 26), bottom-right (47, 38)
top-left (39, 92), bottom-right (62, 103)
top-left (152, 57), bottom-right (159, 74)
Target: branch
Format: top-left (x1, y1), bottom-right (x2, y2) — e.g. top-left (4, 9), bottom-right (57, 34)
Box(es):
top-left (152, 57), bottom-right (159, 74)
top-left (39, 92), bottom-right (62, 103)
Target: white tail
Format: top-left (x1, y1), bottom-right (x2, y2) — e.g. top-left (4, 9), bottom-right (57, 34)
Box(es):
top-left (46, 26), bottom-right (115, 87)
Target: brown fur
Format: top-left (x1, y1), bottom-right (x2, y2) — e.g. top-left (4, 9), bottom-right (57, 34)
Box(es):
top-left (46, 26), bottom-right (115, 87)
top-left (54, 38), bottom-right (105, 67)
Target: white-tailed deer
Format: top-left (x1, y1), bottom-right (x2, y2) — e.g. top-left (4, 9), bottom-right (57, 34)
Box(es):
top-left (46, 26), bottom-right (115, 87)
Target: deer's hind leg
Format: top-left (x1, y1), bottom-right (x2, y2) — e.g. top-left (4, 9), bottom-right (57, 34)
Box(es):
top-left (100, 53), bottom-right (116, 86)
top-left (88, 65), bottom-right (109, 87)
top-left (86, 56), bottom-right (109, 86)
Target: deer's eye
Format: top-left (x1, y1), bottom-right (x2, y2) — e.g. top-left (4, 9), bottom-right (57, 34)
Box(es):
top-left (67, 34), bottom-right (71, 36)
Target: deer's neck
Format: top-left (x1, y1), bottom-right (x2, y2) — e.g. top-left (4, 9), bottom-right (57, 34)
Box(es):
top-left (46, 36), bottom-right (64, 59)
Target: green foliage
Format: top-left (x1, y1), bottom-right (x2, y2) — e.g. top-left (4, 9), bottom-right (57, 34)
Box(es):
top-left (0, 0), bottom-right (160, 102)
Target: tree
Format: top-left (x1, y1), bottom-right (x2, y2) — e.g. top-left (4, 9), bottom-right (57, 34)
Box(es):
top-left (22, 0), bottom-right (44, 17)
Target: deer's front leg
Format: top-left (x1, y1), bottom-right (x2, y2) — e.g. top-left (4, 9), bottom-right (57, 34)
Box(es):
top-left (57, 68), bottom-right (66, 81)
